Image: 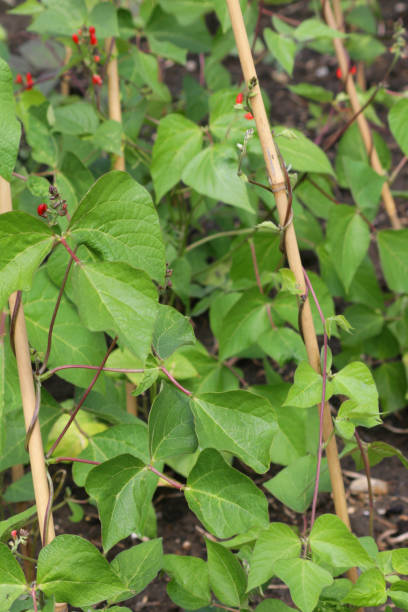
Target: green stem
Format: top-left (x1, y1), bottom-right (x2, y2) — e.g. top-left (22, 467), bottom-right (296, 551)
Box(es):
top-left (186, 228), bottom-right (254, 252)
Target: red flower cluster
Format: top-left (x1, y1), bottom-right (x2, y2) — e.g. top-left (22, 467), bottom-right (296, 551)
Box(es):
top-left (37, 203), bottom-right (47, 217)
top-left (72, 25), bottom-right (98, 47)
top-left (92, 74), bottom-right (102, 86)
top-left (235, 92), bottom-right (244, 104)
top-left (15, 72), bottom-right (34, 90)
top-left (336, 65), bottom-right (357, 80)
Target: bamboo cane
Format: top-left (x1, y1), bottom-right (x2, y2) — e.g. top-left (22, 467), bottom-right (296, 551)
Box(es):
top-left (0, 177), bottom-right (67, 611)
top-left (226, 0), bottom-right (358, 583)
top-left (323, 0), bottom-right (401, 230)
top-left (61, 46), bottom-right (72, 97)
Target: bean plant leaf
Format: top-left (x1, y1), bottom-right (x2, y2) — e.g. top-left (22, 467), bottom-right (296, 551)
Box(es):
top-left (294, 18), bottom-right (346, 41)
top-left (28, 0), bottom-right (86, 35)
top-left (389, 580), bottom-right (408, 609)
top-left (274, 127), bottom-right (334, 175)
top-left (0, 212), bottom-right (55, 310)
top-left (259, 327), bottom-right (307, 365)
top-left (283, 361), bottom-right (334, 408)
top-left (88, 1), bottom-right (119, 38)
top-left (151, 113), bottom-right (203, 201)
top-left (392, 548), bottom-right (408, 574)
top-left (0, 505), bottom-right (38, 542)
top-left (389, 98), bottom-right (408, 156)
top-left (182, 144), bottom-right (253, 212)
top-left (273, 558), bottom-right (333, 612)
top-left (264, 28), bottom-right (297, 76)
top-left (255, 601), bottom-right (295, 612)
top-left (309, 514), bottom-right (373, 572)
top-left (72, 261), bottom-right (157, 364)
top-left (152, 304), bottom-right (196, 359)
top-left (342, 158), bottom-right (385, 221)
top-left (326, 204), bottom-right (370, 290)
top-left (53, 101), bottom-right (99, 135)
top-left (69, 171), bottom-right (165, 283)
top-left (191, 390), bottom-right (277, 473)
top-left (342, 568), bottom-right (387, 606)
top-left (248, 523), bottom-right (301, 591)
top-left (110, 539), bottom-right (163, 603)
top-left (0, 542), bottom-right (27, 612)
top-left (332, 361), bottom-right (378, 414)
top-left (206, 539), bottom-right (247, 607)
top-left (185, 449), bottom-right (269, 538)
top-left (37, 535), bottom-right (126, 606)
top-left (163, 554), bottom-right (211, 610)
top-left (377, 229), bottom-right (408, 293)
top-left (85, 454), bottom-right (158, 552)
top-left (148, 382), bottom-right (197, 461)
top-left (0, 58), bottom-right (21, 181)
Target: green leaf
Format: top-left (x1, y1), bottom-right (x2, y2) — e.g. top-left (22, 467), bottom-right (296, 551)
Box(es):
top-left (325, 315), bottom-right (353, 339)
top-left (310, 514), bottom-right (373, 572)
top-left (248, 523), bottom-right (301, 591)
top-left (326, 205), bottom-right (370, 291)
top-left (258, 327), bottom-right (307, 365)
top-left (69, 171), bottom-right (165, 283)
top-left (28, 0), bottom-right (86, 36)
top-left (149, 382), bottom-right (197, 461)
top-left (288, 83), bottom-right (333, 103)
top-left (163, 555), bottom-right (211, 610)
top-left (151, 114), bottom-right (203, 201)
top-left (185, 449), bottom-right (269, 538)
top-left (255, 601), bottom-right (294, 612)
top-left (182, 144), bottom-right (252, 212)
top-left (72, 261), bottom-right (157, 363)
top-left (389, 580), bottom-right (408, 609)
top-left (333, 361), bottom-right (378, 414)
top-left (341, 304), bottom-right (383, 346)
top-left (374, 361), bottom-right (407, 414)
top-left (264, 455), bottom-right (332, 514)
top-left (53, 102), bottom-right (99, 135)
top-left (88, 2), bottom-right (119, 38)
top-left (37, 535), bottom-right (125, 606)
top-left (264, 28), bottom-right (297, 76)
top-left (294, 18), bottom-right (346, 41)
top-left (23, 266), bottom-right (107, 390)
top-left (206, 539), bottom-right (247, 607)
top-left (274, 127), bottom-right (334, 176)
top-left (377, 229), bottom-right (408, 293)
top-left (0, 506), bottom-right (38, 542)
top-left (46, 411), bottom-right (107, 458)
top-left (0, 58), bottom-right (21, 181)
top-left (3, 472), bottom-right (34, 503)
top-left (284, 361), bottom-right (333, 408)
top-left (92, 120), bottom-right (122, 156)
top-left (389, 98), bottom-right (408, 156)
top-left (274, 558), bottom-right (333, 612)
top-left (85, 454), bottom-right (158, 552)
top-left (153, 304), bottom-right (196, 359)
top-left (25, 103), bottom-right (57, 168)
top-left (342, 158), bottom-right (385, 221)
top-left (342, 568), bottom-right (386, 606)
top-left (0, 212), bottom-right (54, 310)
top-left (0, 543), bottom-right (27, 612)
top-left (191, 390), bottom-right (277, 473)
top-left (393, 548), bottom-right (408, 574)
top-left (72, 422), bottom-right (150, 487)
top-left (110, 539), bottom-right (163, 602)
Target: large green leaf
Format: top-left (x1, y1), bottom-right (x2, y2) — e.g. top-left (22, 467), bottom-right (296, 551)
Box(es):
top-left (248, 523), bottom-right (301, 591)
top-left (377, 229), bottom-right (408, 293)
top-left (389, 580), bottom-right (408, 609)
top-left (88, 1), bottom-right (119, 38)
top-left (274, 127), bottom-right (334, 175)
top-left (0, 543), bottom-right (27, 612)
top-left (389, 98), bottom-right (408, 156)
top-left (0, 212), bottom-right (54, 310)
top-left (182, 144), bottom-right (252, 212)
top-left (110, 539), bottom-right (163, 603)
top-left (25, 103), bottom-right (58, 168)
top-left (163, 555), bottom-right (211, 610)
top-left (0, 58), bottom-right (21, 181)
top-left (72, 261), bottom-right (157, 363)
top-left (72, 422), bottom-right (149, 486)
top-left (333, 361), bottom-right (378, 414)
top-left (206, 539), bottom-right (247, 607)
top-left (53, 102), bottom-right (99, 135)
top-left (151, 113), bottom-right (203, 201)
top-left (255, 601), bottom-right (294, 612)
top-left (191, 390), bottom-right (277, 473)
top-left (152, 304), bottom-right (196, 359)
top-left (283, 361), bottom-right (334, 408)
top-left (259, 327), bottom-right (307, 365)
top-left (28, 0), bottom-right (86, 36)
top-left (294, 18), bottom-right (346, 41)
top-left (37, 535), bottom-right (126, 606)
top-left (148, 382), bottom-right (197, 461)
top-left (23, 267), bottom-right (107, 389)
top-left (342, 568), bottom-right (387, 606)
top-left (273, 558), bottom-right (333, 612)
top-left (392, 548), bottom-right (408, 574)
top-left (0, 505), bottom-right (38, 542)
top-left (326, 205), bottom-right (370, 291)
top-left (264, 28), bottom-right (297, 75)
top-left (85, 454), bottom-right (158, 551)
top-left (185, 449), bottom-right (269, 537)
top-left (310, 514), bottom-right (373, 573)
top-left (69, 171), bottom-right (165, 283)
top-left (342, 157), bottom-right (385, 221)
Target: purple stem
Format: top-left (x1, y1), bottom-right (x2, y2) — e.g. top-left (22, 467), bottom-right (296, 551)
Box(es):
top-left (355, 429), bottom-right (374, 537)
top-left (160, 365), bottom-right (193, 396)
top-left (51, 457), bottom-right (101, 465)
top-left (31, 587), bottom-right (38, 612)
top-left (42, 363), bottom-right (146, 379)
top-left (149, 465), bottom-right (185, 490)
top-left (46, 337), bottom-right (118, 458)
top-left (198, 53), bottom-right (205, 87)
top-left (59, 237), bottom-right (81, 264)
top-left (303, 268), bottom-right (328, 529)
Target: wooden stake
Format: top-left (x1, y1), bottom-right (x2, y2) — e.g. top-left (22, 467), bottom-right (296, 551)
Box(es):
top-left (61, 46), bottom-right (72, 97)
top-left (0, 177), bottom-right (67, 611)
top-left (323, 0), bottom-right (401, 229)
top-left (226, 0), bottom-right (358, 582)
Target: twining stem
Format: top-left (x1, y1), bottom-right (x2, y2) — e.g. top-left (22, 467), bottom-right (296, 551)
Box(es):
top-left (40, 363), bottom-right (147, 381)
top-left (249, 238), bottom-right (276, 329)
top-left (31, 587), bottom-right (38, 612)
top-left (50, 457), bottom-right (101, 466)
top-left (185, 228), bottom-right (254, 252)
top-left (303, 269), bottom-right (328, 529)
top-left (59, 237), bottom-right (81, 264)
top-left (39, 256), bottom-right (75, 374)
top-left (149, 465), bottom-right (185, 490)
top-left (354, 429), bottom-right (374, 538)
top-left (45, 337), bottom-right (118, 458)
top-left (160, 365), bottom-right (193, 397)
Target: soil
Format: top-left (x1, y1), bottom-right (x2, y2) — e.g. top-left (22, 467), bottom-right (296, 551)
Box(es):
top-left (1, 0), bottom-right (408, 611)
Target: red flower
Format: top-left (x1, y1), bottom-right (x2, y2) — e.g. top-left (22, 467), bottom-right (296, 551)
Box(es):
top-left (15, 74), bottom-right (23, 84)
top-left (90, 34), bottom-right (98, 46)
top-left (11, 530), bottom-right (17, 539)
top-left (77, 28), bottom-right (82, 35)
top-left (235, 92), bottom-right (244, 104)
top-left (92, 74), bottom-right (102, 86)
top-left (244, 112), bottom-right (254, 120)
top-left (37, 203), bottom-right (47, 216)
top-left (336, 67), bottom-right (342, 79)
top-left (350, 65), bottom-right (357, 75)
top-left (72, 33), bottom-right (79, 44)
top-left (26, 72), bottom-right (33, 83)
top-left (89, 26), bottom-right (96, 34)
top-left (93, 55), bottom-right (100, 63)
